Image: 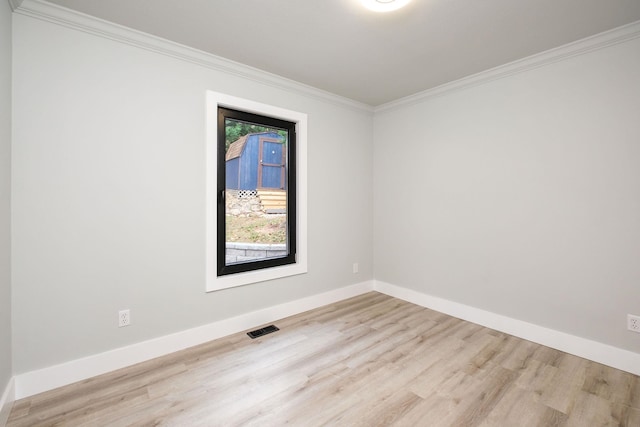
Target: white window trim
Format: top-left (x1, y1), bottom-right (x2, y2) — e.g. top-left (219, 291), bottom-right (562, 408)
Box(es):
top-left (206, 91), bottom-right (308, 292)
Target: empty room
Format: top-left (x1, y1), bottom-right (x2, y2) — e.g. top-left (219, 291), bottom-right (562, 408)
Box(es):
top-left (1, 0), bottom-right (640, 425)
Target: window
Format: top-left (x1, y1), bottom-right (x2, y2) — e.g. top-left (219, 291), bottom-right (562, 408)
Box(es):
top-left (206, 92), bottom-right (307, 292)
top-left (217, 108), bottom-right (296, 276)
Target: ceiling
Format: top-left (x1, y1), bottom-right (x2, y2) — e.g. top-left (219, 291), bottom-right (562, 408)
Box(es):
top-left (44, 0), bottom-right (640, 106)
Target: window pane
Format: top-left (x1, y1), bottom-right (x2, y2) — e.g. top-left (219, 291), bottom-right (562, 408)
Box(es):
top-left (218, 110), bottom-right (295, 280)
top-left (221, 114), bottom-right (294, 272)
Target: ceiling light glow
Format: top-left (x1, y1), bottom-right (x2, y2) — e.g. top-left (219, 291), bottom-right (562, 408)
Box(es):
top-left (361, 0), bottom-right (411, 12)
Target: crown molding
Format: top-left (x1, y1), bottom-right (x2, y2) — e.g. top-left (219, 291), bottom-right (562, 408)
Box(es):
top-left (12, 0), bottom-right (374, 113)
top-left (11, 1), bottom-right (640, 116)
top-left (8, 0), bottom-right (23, 11)
top-left (375, 19), bottom-right (640, 113)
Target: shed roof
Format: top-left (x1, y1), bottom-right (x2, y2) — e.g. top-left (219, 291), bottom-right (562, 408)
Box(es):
top-left (225, 135), bottom-right (248, 161)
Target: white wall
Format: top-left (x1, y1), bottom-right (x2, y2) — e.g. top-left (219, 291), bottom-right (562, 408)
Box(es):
top-left (11, 14), bottom-right (373, 374)
top-left (0, 0), bottom-right (13, 401)
top-left (374, 36), bottom-right (640, 353)
top-left (11, 0), bottom-right (639, 387)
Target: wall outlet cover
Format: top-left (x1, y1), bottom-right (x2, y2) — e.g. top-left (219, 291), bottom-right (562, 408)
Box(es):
top-left (119, 309), bottom-right (131, 327)
top-left (627, 314), bottom-right (640, 333)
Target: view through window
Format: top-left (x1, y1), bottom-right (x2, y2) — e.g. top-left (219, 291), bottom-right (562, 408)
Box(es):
top-left (217, 107), bottom-right (296, 276)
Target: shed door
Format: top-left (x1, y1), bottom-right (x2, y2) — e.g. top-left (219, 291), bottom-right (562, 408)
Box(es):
top-left (258, 137), bottom-right (285, 189)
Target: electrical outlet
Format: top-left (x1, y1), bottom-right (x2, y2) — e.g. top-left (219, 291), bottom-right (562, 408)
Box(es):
top-left (353, 263), bottom-right (359, 274)
top-left (628, 314), bottom-right (640, 333)
top-left (119, 309), bottom-right (131, 327)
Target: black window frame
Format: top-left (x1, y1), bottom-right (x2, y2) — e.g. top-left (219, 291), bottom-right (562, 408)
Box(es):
top-left (217, 107), bottom-right (297, 277)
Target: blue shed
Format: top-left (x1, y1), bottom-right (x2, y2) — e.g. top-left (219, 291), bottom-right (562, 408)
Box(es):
top-left (225, 132), bottom-right (286, 190)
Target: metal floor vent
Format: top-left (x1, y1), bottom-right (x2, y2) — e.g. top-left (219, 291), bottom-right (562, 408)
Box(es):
top-left (247, 325), bottom-right (279, 339)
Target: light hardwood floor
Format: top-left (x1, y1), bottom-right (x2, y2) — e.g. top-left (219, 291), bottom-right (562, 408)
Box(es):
top-left (7, 292), bottom-right (640, 426)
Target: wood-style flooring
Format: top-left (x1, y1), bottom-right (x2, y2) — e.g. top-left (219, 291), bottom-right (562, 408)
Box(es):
top-left (7, 292), bottom-right (640, 426)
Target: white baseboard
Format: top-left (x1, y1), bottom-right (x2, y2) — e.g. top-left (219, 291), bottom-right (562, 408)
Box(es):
top-left (0, 377), bottom-right (15, 427)
top-left (14, 281), bottom-right (374, 399)
top-left (16, 278), bottom-right (638, 401)
top-left (374, 280), bottom-right (640, 376)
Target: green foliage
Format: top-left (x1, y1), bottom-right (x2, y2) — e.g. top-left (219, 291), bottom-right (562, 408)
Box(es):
top-left (225, 119), bottom-right (287, 151)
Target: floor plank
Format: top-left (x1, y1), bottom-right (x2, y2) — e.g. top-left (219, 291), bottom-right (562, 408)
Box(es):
top-left (7, 292), bottom-right (640, 426)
